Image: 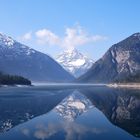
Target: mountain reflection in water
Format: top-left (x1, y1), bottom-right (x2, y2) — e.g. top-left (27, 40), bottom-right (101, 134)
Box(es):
top-left (80, 87), bottom-right (140, 138)
top-left (0, 86), bottom-right (139, 140)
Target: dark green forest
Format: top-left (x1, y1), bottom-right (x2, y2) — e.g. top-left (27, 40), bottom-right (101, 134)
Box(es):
top-left (0, 72), bottom-right (31, 85)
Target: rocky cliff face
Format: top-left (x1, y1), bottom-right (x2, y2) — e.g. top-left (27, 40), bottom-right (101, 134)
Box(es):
top-left (79, 33), bottom-right (140, 83)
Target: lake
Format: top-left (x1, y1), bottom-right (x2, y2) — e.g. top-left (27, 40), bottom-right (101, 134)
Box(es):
top-left (0, 85), bottom-right (140, 140)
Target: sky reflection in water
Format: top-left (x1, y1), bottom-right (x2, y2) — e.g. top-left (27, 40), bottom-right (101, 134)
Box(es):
top-left (0, 86), bottom-right (140, 140)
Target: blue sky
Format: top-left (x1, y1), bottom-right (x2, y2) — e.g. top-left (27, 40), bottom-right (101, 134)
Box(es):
top-left (0, 0), bottom-right (140, 60)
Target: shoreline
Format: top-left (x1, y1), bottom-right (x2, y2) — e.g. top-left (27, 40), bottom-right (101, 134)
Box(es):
top-left (0, 83), bottom-right (106, 89)
top-left (0, 84), bottom-right (32, 87)
top-left (107, 83), bottom-right (140, 89)
top-left (1, 82), bottom-right (140, 89)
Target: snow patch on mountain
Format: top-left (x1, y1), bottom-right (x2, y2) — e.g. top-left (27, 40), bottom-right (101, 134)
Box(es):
top-left (132, 33), bottom-right (140, 39)
top-left (0, 33), bottom-right (15, 47)
top-left (0, 33), bottom-right (36, 57)
top-left (56, 49), bottom-right (94, 77)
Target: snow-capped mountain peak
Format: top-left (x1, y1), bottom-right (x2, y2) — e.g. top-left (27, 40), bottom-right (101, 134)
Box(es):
top-left (0, 33), bottom-right (15, 47)
top-left (0, 33), bottom-right (36, 56)
top-left (0, 33), bottom-right (74, 82)
top-left (56, 49), bottom-right (94, 77)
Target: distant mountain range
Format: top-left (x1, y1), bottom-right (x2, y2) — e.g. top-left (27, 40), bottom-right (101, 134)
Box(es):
top-left (79, 33), bottom-right (140, 83)
top-left (56, 49), bottom-right (94, 77)
top-left (0, 33), bottom-right (74, 82)
top-left (0, 32), bottom-right (140, 83)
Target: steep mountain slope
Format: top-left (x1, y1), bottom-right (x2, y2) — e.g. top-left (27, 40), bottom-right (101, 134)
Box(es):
top-left (79, 33), bottom-right (140, 83)
top-left (56, 49), bottom-right (94, 77)
top-left (0, 33), bottom-right (74, 82)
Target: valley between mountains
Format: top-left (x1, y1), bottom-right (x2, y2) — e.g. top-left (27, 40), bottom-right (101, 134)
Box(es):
top-left (0, 32), bottom-right (140, 85)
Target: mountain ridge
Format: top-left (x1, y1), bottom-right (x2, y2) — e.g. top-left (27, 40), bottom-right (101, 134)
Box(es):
top-left (0, 33), bottom-right (74, 82)
top-left (79, 33), bottom-right (140, 83)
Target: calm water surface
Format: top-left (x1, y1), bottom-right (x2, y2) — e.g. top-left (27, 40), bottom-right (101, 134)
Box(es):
top-left (0, 85), bottom-right (140, 140)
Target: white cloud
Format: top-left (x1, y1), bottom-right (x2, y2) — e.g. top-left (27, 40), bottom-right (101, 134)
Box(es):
top-left (20, 32), bottom-right (32, 41)
top-left (19, 25), bottom-right (107, 51)
top-left (35, 29), bottom-right (60, 46)
top-left (35, 26), bottom-right (107, 50)
top-left (35, 25), bottom-right (107, 50)
top-left (61, 26), bottom-right (107, 49)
